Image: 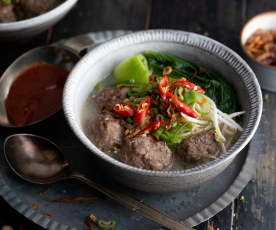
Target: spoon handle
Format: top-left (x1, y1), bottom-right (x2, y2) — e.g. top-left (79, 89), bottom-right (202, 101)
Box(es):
top-left (62, 34), bottom-right (95, 56)
top-left (71, 172), bottom-right (194, 230)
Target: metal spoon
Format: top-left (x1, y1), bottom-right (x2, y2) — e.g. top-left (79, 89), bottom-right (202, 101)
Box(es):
top-left (0, 35), bottom-right (94, 128)
top-left (4, 134), bottom-right (194, 230)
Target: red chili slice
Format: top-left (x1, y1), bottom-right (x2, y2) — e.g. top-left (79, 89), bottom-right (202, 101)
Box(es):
top-left (138, 121), bottom-right (163, 135)
top-left (176, 80), bottom-right (205, 94)
top-left (167, 92), bottom-right (197, 118)
top-left (112, 103), bottom-right (134, 117)
top-left (133, 96), bottom-right (150, 124)
top-left (158, 75), bottom-right (170, 100)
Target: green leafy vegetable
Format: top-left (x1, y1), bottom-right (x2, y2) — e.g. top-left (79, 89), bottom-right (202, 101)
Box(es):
top-left (195, 70), bottom-right (238, 114)
top-left (144, 51), bottom-right (197, 79)
top-left (113, 54), bottom-right (150, 84)
top-left (144, 51), bottom-right (239, 113)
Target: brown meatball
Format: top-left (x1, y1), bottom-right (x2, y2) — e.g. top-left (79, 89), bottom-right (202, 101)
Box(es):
top-left (94, 87), bottom-right (129, 110)
top-left (90, 114), bottom-right (124, 151)
top-left (0, 5), bottom-right (16, 23)
top-left (119, 135), bottom-right (172, 171)
top-left (177, 131), bottom-right (222, 164)
top-left (19, 0), bottom-right (53, 18)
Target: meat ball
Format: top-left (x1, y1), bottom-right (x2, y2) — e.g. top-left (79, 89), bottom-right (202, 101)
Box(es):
top-left (89, 114), bottom-right (124, 151)
top-left (18, 0), bottom-right (53, 18)
top-left (177, 131), bottom-right (222, 164)
top-left (0, 5), bottom-right (16, 23)
top-left (94, 87), bottom-right (129, 110)
top-left (119, 135), bottom-right (172, 171)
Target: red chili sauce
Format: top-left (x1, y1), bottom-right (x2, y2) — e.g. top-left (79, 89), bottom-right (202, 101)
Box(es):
top-left (5, 62), bottom-right (69, 126)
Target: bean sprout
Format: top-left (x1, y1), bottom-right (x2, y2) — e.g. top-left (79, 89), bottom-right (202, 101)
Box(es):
top-left (181, 112), bottom-right (208, 125)
top-left (217, 110), bottom-right (243, 131)
top-left (229, 111), bottom-right (246, 118)
top-left (200, 94), bottom-right (226, 142)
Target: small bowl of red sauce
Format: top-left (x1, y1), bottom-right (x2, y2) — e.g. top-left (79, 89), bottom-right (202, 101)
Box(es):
top-left (241, 11), bottom-right (276, 91)
top-left (1, 61), bottom-right (69, 127)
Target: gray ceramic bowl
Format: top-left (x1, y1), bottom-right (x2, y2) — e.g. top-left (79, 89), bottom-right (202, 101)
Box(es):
top-left (240, 11), bottom-right (276, 92)
top-left (0, 0), bottom-right (77, 41)
top-left (63, 30), bottom-right (262, 193)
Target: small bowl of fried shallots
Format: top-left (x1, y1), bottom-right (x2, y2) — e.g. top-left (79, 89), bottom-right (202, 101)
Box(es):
top-left (241, 11), bottom-right (276, 91)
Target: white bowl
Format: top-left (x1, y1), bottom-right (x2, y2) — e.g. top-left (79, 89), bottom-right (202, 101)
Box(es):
top-left (0, 0), bottom-right (77, 41)
top-left (240, 11), bottom-right (276, 91)
top-left (63, 30), bottom-right (262, 193)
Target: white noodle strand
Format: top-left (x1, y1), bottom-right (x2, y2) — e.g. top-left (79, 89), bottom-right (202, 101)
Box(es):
top-left (180, 112), bottom-right (209, 125)
top-left (229, 111), bottom-right (246, 118)
top-left (201, 94), bottom-right (226, 142)
top-left (217, 110), bottom-right (243, 131)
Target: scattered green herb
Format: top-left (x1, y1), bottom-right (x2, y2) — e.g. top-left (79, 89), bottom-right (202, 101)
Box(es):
top-left (98, 219), bottom-right (116, 230)
top-left (127, 84), bottom-right (157, 97)
top-left (156, 113), bottom-right (164, 122)
top-left (126, 117), bottom-right (133, 124)
top-left (171, 121), bottom-right (178, 128)
top-left (154, 122), bottom-right (192, 148)
top-left (183, 90), bottom-right (197, 108)
top-left (152, 107), bottom-right (159, 115)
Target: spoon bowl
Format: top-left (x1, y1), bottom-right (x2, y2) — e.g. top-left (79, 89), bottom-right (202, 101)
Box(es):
top-left (0, 46), bottom-right (79, 128)
top-left (3, 134), bottom-right (194, 230)
top-left (0, 34), bottom-right (96, 128)
top-left (4, 134), bottom-right (71, 184)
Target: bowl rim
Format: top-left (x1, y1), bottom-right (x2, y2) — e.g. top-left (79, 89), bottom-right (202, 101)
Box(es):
top-left (0, 0), bottom-right (77, 30)
top-left (63, 29), bottom-right (263, 177)
top-left (240, 10), bottom-right (276, 70)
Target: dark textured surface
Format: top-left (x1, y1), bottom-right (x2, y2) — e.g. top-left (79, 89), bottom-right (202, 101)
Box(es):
top-left (0, 0), bottom-right (274, 229)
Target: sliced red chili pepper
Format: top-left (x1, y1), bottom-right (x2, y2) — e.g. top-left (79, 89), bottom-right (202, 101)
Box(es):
top-left (133, 96), bottom-right (150, 124)
top-left (138, 121), bottom-right (163, 135)
top-left (158, 75), bottom-right (170, 100)
top-left (112, 103), bottom-right (134, 117)
top-left (176, 80), bottom-right (205, 94)
top-left (167, 92), bottom-right (197, 118)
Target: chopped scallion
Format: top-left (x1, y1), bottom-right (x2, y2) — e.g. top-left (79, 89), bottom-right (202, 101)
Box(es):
top-left (126, 117), bottom-right (133, 124)
top-left (156, 114), bottom-right (164, 122)
top-left (171, 121), bottom-right (178, 128)
top-left (94, 81), bottom-right (103, 90)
